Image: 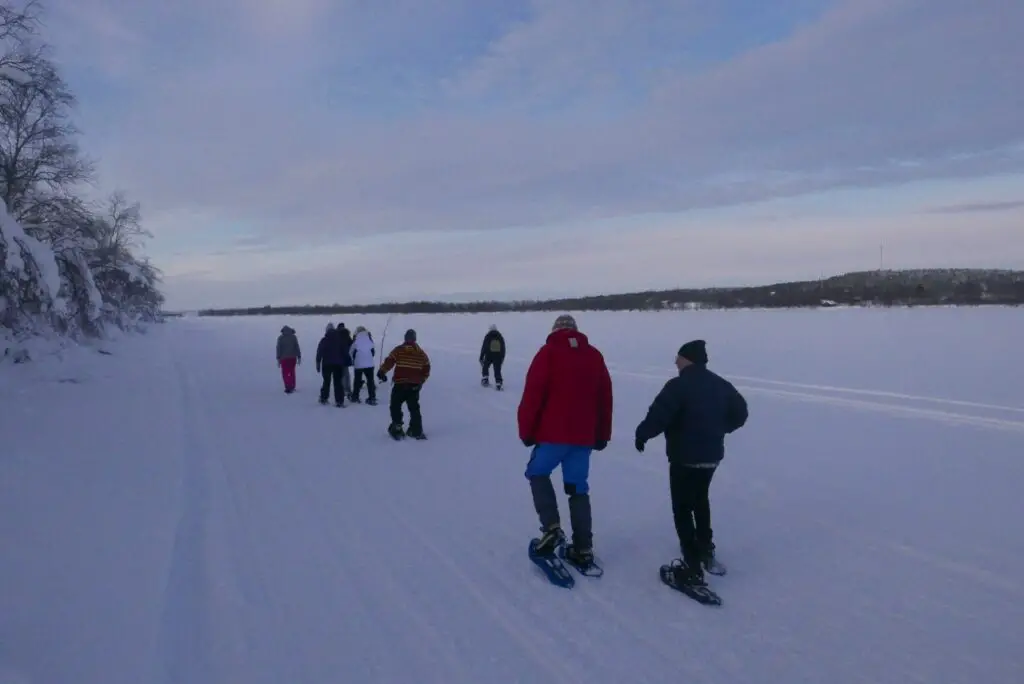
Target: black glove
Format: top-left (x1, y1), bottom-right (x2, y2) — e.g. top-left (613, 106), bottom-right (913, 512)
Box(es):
top-left (522, 438), bottom-right (535, 448)
top-left (594, 439), bottom-right (608, 451)
top-left (377, 371), bottom-right (387, 383)
top-left (315, 364), bottom-right (321, 373)
top-left (634, 437), bottom-right (645, 452)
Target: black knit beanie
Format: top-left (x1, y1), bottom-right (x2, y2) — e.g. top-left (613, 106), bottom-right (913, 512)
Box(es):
top-left (678, 339), bottom-right (708, 364)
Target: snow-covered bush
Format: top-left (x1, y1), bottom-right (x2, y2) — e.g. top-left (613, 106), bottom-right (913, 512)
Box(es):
top-left (0, 197), bottom-right (63, 332)
top-left (0, 0), bottom-right (163, 360)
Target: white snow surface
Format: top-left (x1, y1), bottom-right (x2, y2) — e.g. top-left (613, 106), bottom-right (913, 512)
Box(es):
top-left (1, 308), bottom-right (1022, 684)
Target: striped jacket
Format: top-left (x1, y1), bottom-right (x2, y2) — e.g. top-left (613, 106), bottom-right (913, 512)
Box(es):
top-left (380, 342), bottom-right (431, 385)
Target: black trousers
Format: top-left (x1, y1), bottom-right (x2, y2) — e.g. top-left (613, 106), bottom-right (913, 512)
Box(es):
top-left (669, 462), bottom-right (717, 563)
top-left (481, 355), bottom-right (503, 384)
top-left (389, 383), bottom-right (423, 434)
top-left (319, 364), bottom-right (343, 403)
top-left (352, 367), bottom-right (376, 401)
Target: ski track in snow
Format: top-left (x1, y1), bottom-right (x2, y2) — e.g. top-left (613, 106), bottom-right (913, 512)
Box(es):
top-left (1, 313), bottom-right (1023, 683)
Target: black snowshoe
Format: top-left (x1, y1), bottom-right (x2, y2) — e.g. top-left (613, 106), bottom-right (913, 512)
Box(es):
top-left (702, 549), bottom-right (727, 576)
top-left (660, 559), bottom-right (722, 606)
top-left (389, 423), bottom-right (426, 440)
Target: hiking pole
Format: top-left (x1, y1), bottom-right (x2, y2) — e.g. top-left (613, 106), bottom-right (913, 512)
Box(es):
top-left (377, 313), bottom-right (394, 373)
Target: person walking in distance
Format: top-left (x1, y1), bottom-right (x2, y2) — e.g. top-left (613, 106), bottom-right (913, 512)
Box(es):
top-left (276, 325), bottom-right (301, 393)
top-left (377, 329), bottom-right (431, 440)
top-left (634, 339), bottom-right (748, 591)
top-left (335, 322), bottom-right (354, 405)
top-left (479, 324), bottom-right (506, 390)
top-left (349, 325), bottom-right (377, 405)
top-left (517, 314), bottom-right (613, 569)
top-left (315, 323), bottom-right (345, 406)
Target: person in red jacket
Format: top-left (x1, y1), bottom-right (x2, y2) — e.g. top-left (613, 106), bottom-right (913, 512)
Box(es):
top-left (518, 314), bottom-right (613, 568)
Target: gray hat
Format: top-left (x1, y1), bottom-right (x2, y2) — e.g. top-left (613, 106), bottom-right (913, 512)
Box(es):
top-left (552, 314), bottom-right (577, 331)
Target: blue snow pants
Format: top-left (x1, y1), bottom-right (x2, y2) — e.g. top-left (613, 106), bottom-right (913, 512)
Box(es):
top-left (524, 443), bottom-right (592, 494)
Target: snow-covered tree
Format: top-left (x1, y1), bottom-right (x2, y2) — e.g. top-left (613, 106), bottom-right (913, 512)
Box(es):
top-left (0, 0), bottom-right (163, 357)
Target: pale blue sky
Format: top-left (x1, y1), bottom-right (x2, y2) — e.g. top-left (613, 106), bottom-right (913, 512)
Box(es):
top-left (42, 0), bottom-right (1024, 309)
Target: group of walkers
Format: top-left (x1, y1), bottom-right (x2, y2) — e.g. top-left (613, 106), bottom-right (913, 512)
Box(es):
top-left (274, 322), bottom-right (380, 405)
top-left (274, 322), bottom-right (430, 440)
top-left (275, 313), bottom-right (749, 592)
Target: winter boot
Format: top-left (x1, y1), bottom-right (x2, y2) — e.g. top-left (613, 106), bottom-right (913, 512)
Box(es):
top-left (367, 397), bottom-right (378, 405)
top-left (563, 544), bottom-right (594, 568)
top-left (531, 525), bottom-right (566, 556)
top-left (481, 377), bottom-right (489, 387)
top-left (495, 380), bottom-right (503, 390)
top-left (663, 558), bottom-right (706, 588)
top-left (388, 422), bottom-right (405, 440)
top-left (700, 542), bottom-right (727, 576)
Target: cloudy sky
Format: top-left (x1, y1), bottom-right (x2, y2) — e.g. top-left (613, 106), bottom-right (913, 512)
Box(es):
top-left (42, 0), bottom-right (1024, 309)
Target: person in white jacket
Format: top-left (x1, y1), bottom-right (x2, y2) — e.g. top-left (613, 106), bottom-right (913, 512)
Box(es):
top-left (349, 326), bottom-right (378, 404)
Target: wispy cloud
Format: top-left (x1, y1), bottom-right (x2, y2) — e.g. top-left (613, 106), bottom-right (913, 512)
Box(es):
top-left (927, 200), bottom-right (1024, 215)
top-left (39, 0), bottom-right (1024, 308)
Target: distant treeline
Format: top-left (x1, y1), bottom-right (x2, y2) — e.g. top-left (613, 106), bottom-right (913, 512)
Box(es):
top-left (189, 268), bottom-right (1024, 317)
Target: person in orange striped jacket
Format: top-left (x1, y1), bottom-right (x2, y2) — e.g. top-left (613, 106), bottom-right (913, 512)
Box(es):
top-left (377, 328), bottom-right (431, 440)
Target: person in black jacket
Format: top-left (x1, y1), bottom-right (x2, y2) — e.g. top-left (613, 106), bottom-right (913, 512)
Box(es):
top-left (479, 324), bottom-right (506, 389)
top-left (336, 322), bottom-right (354, 404)
top-left (315, 323), bottom-right (345, 406)
top-left (634, 339), bottom-right (748, 588)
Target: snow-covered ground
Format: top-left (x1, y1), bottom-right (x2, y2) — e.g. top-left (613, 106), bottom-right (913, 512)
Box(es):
top-left (1, 307), bottom-right (1022, 684)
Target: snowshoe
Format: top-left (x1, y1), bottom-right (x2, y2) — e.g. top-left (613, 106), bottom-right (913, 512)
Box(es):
top-left (660, 559), bottom-right (721, 606)
top-left (703, 555), bottom-right (727, 576)
top-left (560, 544), bottom-right (603, 577)
top-left (481, 377), bottom-right (489, 387)
top-left (495, 382), bottom-right (503, 391)
top-left (528, 527), bottom-right (574, 588)
top-left (388, 423), bottom-right (405, 440)
top-left (366, 398), bottom-right (378, 406)
top-left (698, 543), bottom-right (727, 576)
top-left (407, 431), bottom-right (427, 440)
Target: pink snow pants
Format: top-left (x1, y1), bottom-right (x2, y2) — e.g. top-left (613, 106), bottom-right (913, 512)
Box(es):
top-left (280, 357), bottom-right (297, 390)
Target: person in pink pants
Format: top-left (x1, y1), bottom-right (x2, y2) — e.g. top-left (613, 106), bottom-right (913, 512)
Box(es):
top-left (276, 325), bottom-right (302, 392)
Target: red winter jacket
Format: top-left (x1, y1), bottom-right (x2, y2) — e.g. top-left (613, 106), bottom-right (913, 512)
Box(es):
top-left (517, 328), bottom-right (613, 447)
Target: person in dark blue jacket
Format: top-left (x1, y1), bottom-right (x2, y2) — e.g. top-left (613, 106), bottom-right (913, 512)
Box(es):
top-left (634, 339), bottom-right (748, 588)
top-left (315, 323), bottom-right (345, 406)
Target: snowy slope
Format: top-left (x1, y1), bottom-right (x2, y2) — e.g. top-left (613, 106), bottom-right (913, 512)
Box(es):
top-left (1, 308), bottom-right (1022, 684)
